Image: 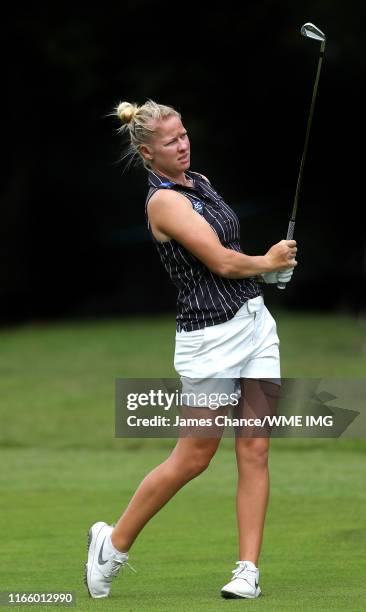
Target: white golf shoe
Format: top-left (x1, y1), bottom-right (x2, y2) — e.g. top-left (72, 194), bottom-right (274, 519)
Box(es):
top-left (84, 521), bottom-right (134, 598)
top-left (221, 560), bottom-right (261, 599)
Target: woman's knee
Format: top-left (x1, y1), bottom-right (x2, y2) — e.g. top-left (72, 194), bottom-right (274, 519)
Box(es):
top-left (235, 438), bottom-right (269, 468)
top-left (170, 438), bottom-right (219, 479)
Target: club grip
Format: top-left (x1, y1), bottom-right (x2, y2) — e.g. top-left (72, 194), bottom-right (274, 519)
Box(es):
top-left (277, 220), bottom-right (296, 290)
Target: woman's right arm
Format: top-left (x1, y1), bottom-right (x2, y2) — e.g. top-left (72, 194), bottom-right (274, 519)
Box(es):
top-left (147, 190), bottom-right (297, 279)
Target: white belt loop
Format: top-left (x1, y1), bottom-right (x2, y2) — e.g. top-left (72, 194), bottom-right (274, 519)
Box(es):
top-left (246, 295), bottom-right (264, 314)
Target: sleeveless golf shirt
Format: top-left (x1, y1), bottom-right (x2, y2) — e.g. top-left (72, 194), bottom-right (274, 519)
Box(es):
top-left (145, 169), bottom-right (262, 332)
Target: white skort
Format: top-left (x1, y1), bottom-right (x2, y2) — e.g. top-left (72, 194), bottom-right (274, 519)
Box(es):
top-left (174, 295), bottom-right (280, 406)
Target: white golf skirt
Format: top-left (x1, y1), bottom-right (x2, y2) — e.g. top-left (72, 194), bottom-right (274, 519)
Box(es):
top-left (174, 295), bottom-right (280, 405)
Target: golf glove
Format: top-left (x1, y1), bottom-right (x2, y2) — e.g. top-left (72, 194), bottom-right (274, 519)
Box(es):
top-left (262, 268), bottom-right (294, 284)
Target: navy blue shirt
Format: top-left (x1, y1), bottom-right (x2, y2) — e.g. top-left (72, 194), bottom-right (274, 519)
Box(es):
top-left (145, 169), bottom-right (262, 331)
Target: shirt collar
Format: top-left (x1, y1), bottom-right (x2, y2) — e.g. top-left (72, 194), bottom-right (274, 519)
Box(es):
top-left (147, 169), bottom-right (198, 190)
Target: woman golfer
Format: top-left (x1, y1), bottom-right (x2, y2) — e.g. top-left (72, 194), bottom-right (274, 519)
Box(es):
top-left (85, 100), bottom-right (297, 600)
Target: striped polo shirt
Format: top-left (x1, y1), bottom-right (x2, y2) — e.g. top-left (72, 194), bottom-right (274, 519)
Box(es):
top-left (145, 169), bottom-right (262, 332)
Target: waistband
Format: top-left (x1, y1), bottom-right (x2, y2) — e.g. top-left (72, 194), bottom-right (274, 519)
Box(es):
top-left (176, 296), bottom-right (264, 338)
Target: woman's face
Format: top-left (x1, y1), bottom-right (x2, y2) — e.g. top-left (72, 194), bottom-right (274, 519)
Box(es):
top-left (141, 115), bottom-right (190, 176)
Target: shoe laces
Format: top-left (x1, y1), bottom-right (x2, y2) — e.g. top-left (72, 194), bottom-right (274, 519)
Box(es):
top-left (232, 561), bottom-right (255, 581)
top-left (109, 556), bottom-right (137, 578)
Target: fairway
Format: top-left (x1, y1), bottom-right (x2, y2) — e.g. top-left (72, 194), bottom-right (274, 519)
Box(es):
top-left (1, 311), bottom-right (366, 611)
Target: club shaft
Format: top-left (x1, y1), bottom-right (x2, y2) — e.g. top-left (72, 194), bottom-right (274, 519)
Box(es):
top-left (291, 39), bottom-right (325, 221)
top-left (278, 39), bottom-right (325, 291)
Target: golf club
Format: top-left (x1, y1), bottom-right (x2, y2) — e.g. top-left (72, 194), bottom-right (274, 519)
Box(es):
top-left (277, 22), bottom-right (326, 290)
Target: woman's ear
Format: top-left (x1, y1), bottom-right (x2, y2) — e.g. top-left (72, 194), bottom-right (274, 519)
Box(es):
top-left (140, 144), bottom-right (153, 161)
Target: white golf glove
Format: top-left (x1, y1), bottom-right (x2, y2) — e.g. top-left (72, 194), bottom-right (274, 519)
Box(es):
top-left (261, 268), bottom-right (295, 284)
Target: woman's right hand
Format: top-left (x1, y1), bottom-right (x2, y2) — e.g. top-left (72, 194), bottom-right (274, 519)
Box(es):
top-left (265, 240), bottom-right (298, 271)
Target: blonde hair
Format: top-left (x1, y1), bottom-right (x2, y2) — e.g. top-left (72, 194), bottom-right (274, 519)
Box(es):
top-left (114, 99), bottom-right (181, 170)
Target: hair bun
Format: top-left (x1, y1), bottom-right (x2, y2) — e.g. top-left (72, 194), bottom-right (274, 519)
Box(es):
top-left (116, 101), bottom-right (138, 124)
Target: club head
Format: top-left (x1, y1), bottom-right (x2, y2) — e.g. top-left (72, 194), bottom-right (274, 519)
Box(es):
top-left (301, 22), bottom-right (326, 42)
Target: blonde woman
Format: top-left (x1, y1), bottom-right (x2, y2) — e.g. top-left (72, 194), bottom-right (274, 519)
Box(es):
top-left (85, 100), bottom-right (297, 600)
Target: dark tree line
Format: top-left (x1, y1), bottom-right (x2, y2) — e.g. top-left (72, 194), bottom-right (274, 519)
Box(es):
top-left (1, 2), bottom-right (365, 323)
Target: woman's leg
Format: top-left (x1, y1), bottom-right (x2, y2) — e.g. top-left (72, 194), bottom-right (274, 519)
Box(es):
top-left (112, 406), bottom-right (227, 552)
top-left (234, 379), bottom-right (279, 564)
top-left (235, 436), bottom-right (270, 564)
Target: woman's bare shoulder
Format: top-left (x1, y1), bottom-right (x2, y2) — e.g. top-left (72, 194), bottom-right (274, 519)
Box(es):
top-left (148, 188), bottom-right (190, 206)
top-left (147, 189), bottom-right (192, 221)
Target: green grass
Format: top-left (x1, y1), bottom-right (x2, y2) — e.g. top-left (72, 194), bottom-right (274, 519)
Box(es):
top-left (0, 311), bottom-right (365, 450)
top-left (276, 310), bottom-right (366, 376)
top-left (1, 443), bottom-right (366, 611)
top-left (0, 311), bottom-right (365, 610)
